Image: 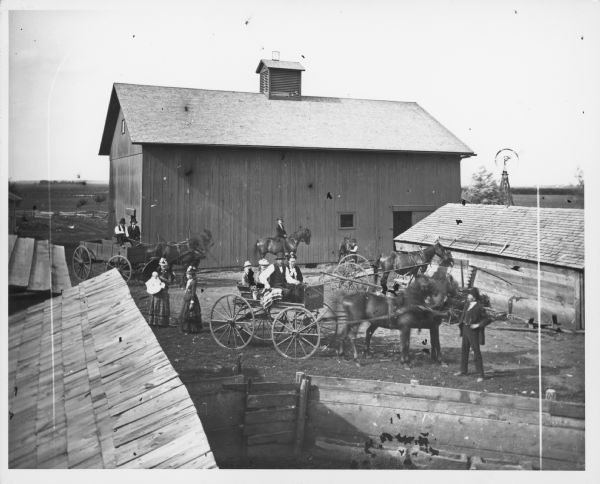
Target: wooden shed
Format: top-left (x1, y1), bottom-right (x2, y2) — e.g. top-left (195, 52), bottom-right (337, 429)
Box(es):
top-left (394, 203), bottom-right (585, 330)
top-left (8, 269), bottom-right (217, 469)
top-left (99, 59), bottom-right (474, 267)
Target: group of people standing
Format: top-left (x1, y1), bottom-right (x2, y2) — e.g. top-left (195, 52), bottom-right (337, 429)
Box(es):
top-left (145, 258), bottom-right (202, 334)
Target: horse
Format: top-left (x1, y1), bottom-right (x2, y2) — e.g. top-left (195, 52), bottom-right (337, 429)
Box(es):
top-left (338, 237), bottom-right (359, 262)
top-left (372, 241), bottom-right (453, 294)
top-left (255, 226), bottom-right (311, 260)
top-left (333, 275), bottom-right (450, 365)
top-left (144, 230), bottom-right (214, 281)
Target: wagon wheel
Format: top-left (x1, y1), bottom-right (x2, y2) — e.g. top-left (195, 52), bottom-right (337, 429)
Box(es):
top-left (338, 253), bottom-right (371, 270)
top-left (330, 262), bottom-right (375, 292)
top-left (210, 294), bottom-right (255, 350)
top-left (252, 310), bottom-right (273, 342)
top-left (107, 255), bottom-right (132, 282)
top-left (313, 303), bottom-right (337, 339)
top-left (72, 245), bottom-right (92, 281)
top-left (141, 258), bottom-right (160, 281)
top-left (272, 307), bottom-right (321, 360)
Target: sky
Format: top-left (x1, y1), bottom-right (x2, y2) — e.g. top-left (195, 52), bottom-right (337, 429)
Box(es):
top-left (3, 0), bottom-right (600, 186)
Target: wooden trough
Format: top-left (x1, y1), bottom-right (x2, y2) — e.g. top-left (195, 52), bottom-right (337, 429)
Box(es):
top-left (185, 373), bottom-right (584, 470)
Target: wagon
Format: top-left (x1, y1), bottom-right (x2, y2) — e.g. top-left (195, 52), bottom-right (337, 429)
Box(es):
top-left (72, 239), bottom-right (156, 283)
top-left (209, 284), bottom-right (334, 360)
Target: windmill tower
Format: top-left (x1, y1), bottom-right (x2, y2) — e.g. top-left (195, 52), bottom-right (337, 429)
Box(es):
top-left (495, 148), bottom-right (518, 207)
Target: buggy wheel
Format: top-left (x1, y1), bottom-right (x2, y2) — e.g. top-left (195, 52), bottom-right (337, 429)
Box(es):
top-left (107, 255), bottom-right (132, 282)
top-left (338, 254), bottom-right (371, 270)
top-left (252, 311), bottom-right (273, 342)
top-left (272, 307), bottom-right (320, 360)
top-left (141, 258), bottom-right (160, 281)
top-left (331, 262), bottom-right (374, 292)
top-left (210, 294), bottom-right (255, 350)
top-left (72, 245), bottom-right (92, 281)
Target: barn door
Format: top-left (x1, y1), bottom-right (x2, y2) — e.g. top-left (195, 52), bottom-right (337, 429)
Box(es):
top-left (392, 211), bottom-right (412, 248)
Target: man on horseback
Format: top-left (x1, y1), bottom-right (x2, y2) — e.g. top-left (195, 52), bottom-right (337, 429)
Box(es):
top-left (275, 218), bottom-right (287, 240)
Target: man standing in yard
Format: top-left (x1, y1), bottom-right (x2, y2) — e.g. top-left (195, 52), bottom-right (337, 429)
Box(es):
top-left (454, 287), bottom-right (491, 383)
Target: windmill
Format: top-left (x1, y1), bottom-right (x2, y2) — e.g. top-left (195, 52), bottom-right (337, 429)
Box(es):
top-left (494, 148), bottom-right (518, 207)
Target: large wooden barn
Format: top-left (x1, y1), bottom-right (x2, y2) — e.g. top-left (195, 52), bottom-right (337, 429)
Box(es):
top-left (99, 59), bottom-right (474, 267)
top-left (395, 203), bottom-right (585, 330)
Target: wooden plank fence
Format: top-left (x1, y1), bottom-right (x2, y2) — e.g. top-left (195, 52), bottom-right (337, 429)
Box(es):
top-left (305, 375), bottom-right (584, 470)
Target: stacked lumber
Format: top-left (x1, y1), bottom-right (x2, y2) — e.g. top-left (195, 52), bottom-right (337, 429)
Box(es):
top-left (306, 375), bottom-right (584, 470)
top-left (8, 235), bottom-right (71, 293)
top-left (8, 269), bottom-right (216, 469)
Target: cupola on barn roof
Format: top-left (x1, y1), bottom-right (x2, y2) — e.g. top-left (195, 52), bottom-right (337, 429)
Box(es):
top-left (99, 58), bottom-right (474, 156)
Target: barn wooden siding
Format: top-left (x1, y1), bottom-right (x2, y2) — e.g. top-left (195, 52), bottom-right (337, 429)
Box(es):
top-left (397, 242), bottom-right (584, 330)
top-left (108, 108), bottom-right (143, 233)
top-left (140, 145), bottom-right (461, 267)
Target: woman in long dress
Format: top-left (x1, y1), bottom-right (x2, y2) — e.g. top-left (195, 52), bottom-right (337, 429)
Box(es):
top-left (151, 258), bottom-right (174, 327)
top-left (179, 265), bottom-right (202, 333)
top-left (146, 271), bottom-right (164, 326)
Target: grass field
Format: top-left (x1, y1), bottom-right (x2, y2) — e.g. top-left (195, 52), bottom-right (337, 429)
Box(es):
top-left (10, 181), bottom-right (109, 213)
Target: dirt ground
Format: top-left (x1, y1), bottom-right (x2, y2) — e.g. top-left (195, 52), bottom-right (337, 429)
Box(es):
top-left (11, 207), bottom-right (585, 405)
top-left (129, 268), bottom-right (585, 404)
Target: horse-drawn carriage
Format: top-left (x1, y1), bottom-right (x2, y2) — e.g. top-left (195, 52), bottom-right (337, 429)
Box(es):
top-left (72, 231), bottom-right (213, 283)
top-left (209, 283), bottom-right (334, 360)
top-left (72, 239), bottom-right (156, 282)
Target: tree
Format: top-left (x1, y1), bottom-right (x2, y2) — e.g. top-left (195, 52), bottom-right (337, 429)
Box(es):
top-left (575, 166), bottom-right (584, 189)
top-left (462, 166), bottom-right (504, 205)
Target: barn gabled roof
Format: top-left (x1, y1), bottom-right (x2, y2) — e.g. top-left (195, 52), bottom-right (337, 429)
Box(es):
top-left (395, 203), bottom-right (584, 270)
top-left (8, 269), bottom-right (217, 469)
top-left (99, 83), bottom-right (474, 156)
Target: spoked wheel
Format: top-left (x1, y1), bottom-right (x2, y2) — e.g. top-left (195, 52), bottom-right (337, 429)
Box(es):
top-left (314, 303), bottom-right (337, 339)
top-left (210, 294), bottom-right (255, 350)
top-left (141, 258), bottom-right (160, 281)
top-left (338, 254), bottom-right (371, 270)
top-left (272, 307), bottom-right (320, 360)
top-left (330, 262), bottom-right (374, 292)
top-left (72, 245), bottom-right (92, 281)
top-left (107, 255), bottom-right (132, 282)
top-left (252, 312), bottom-right (273, 342)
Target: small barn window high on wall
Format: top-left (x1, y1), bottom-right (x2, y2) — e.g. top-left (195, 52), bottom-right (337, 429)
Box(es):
top-left (121, 119), bottom-right (125, 134)
top-left (339, 213), bottom-right (355, 229)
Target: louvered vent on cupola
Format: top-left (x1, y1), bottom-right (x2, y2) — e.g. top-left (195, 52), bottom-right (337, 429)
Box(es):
top-left (256, 56), bottom-right (305, 100)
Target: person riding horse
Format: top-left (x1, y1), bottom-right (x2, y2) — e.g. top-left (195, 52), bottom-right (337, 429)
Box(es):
top-left (275, 218), bottom-right (287, 240)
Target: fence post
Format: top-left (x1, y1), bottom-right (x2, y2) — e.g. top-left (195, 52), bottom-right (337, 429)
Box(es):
top-left (294, 373), bottom-right (309, 457)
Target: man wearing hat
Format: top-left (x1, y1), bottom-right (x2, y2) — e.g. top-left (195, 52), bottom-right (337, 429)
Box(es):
top-left (241, 261), bottom-right (255, 287)
top-left (114, 217), bottom-right (129, 245)
top-left (454, 287), bottom-right (491, 382)
top-left (128, 217), bottom-right (141, 242)
top-left (285, 255), bottom-right (304, 302)
top-left (275, 218), bottom-right (287, 240)
top-left (259, 253), bottom-right (289, 291)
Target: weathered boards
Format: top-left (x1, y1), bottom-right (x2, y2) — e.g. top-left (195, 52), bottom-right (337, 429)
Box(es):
top-left (305, 375), bottom-right (584, 470)
top-left (8, 269), bottom-right (216, 469)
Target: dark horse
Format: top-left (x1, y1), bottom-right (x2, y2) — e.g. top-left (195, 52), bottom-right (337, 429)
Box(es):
top-left (334, 275), bottom-right (449, 364)
top-left (255, 226), bottom-right (311, 259)
top-left (143, 230), bottom-right (214, 280)
top-left (373, 241), bottom-right (453, 294)
top-left (338, 236), bottom-right (358, 262)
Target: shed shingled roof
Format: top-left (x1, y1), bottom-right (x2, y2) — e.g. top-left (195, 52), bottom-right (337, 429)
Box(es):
top-left (8, 269), bottom-right (217, 469)
top-left (394, 203), bottom-right (584, 270)
top-left (255, 59), bottom-right (305, 72)
top-left (99, 83), bottom-right (474, 156)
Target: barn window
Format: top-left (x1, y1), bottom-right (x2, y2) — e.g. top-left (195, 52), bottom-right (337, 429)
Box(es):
top-left (121, 119), bottom-right (126, 134)
top-left (339, 213), bottom-right (355, 229)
